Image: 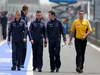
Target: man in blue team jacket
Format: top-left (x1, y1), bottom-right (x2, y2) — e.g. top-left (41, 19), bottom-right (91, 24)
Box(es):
top-left (29, 10), bottom-right (47, 72)
top-left (20, 5), bottom-right (29, 68)
top-left (8, 10), bottom-right (27, 71)
top-left (47, 10), bottom-right (66, 72)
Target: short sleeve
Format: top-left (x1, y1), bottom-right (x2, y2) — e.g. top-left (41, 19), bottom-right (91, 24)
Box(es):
top-left (70, 20), bottom-right (76, 33)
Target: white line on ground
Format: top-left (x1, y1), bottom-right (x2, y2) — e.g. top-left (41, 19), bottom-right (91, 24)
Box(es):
top-left (0, 73), bottom-right (10, 75)
top-left (0, 58), bottom-right (11, 62)
top-left (26, 54), bottom-right (33, 75)
top-left (88, 42), bottom-right (100, 52)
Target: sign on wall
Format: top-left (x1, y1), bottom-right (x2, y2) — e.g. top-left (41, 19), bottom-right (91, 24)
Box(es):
top-left (49, 0), bottom-right (77, 4)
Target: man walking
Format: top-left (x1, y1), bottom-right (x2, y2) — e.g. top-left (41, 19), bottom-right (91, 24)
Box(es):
top-left (8, 10), bottom-right (27, 71)
top-left (29, 10), bottom-right (47, 72)
top-left (69, 10), bottom-right (92, 73)
top-left (47, 10), bottom-right (66, 72)
top-left (20, 5), bottom-right (29, 68)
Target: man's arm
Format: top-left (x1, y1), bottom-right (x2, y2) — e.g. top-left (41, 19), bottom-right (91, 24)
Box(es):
top-left (23, 21), bottom-right (27, 42)
top-left (69, 20), bottom-right (76, 44)
top-left (8, 22), bottom-right (12, 41)
top-left (82, 20), bottom-right (92, 39)
top-left (42, 23), bottom-right (47, 47)
top-left (59, 21), bottom-right (66, 42)
top-left (29, 22), bottom-right (34, 43)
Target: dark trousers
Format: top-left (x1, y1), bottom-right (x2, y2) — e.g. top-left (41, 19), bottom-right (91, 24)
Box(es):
top-left (49, 40), bottom-right (61, 70)
top-left (2, 25), bottom-right (7, 40)
top-left (12, 41), bottom-right (23, 67)
top-left (32, 40), bottom-right (43, 69)
top-left (21, 42), bottom-right (27, 66)
top-left (75, 38), bottom-right (87, 70)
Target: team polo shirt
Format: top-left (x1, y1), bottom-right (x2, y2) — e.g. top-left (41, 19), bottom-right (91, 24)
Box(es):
top-left (70, 18), bottom-right (92, 39)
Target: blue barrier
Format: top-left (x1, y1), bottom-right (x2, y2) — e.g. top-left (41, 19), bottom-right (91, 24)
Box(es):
top-left (49, 0), bottom-right (77, 3)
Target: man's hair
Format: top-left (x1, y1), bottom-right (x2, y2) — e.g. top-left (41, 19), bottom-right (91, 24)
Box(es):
top-left (36, 10), bottom-right (41, 14)
top-left (48, 10), bottom-right (56, 16)
top-left (79, 10), bottom-right (84, 13)
top-left (22, 5), bottom-right (28, 11)
top-left (16, 10), bottom-right (21, 15)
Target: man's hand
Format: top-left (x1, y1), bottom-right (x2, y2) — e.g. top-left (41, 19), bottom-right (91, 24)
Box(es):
top-left (44, 43), bottom-right (47, 48)
top-left (82, 34), bottom-right (87, 40)
top-left (44, 40), bottom-right (47, 47)
top-left (68, 40), bottom-right (72, 46)
top-left (64, 40), bottom-right (67, 45)
top-left (23, 39), bottom-right (27, 42)
top-left (7, 40), bottom-right (11, 48)
top-left (30, 40), bottom-right (34, 44)
top-left (7, 41), bottom-right (10, 45)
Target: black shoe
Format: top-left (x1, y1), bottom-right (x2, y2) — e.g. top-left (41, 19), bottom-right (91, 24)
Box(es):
top-left (79, 69), bottom-right (83, 73)
top-left (76, 67), bottom-right (80, 73)
top-left (17, 66), bottom-right (21, 71)
top-left (17, 67), bottom-right (21, 71)
top-left (33, 67), bottom-right (36, 71)
top-left (76, 67), bottom-right (83, 73)
top-left (11, 66), bottom-right (16, 71)
top-left (56, 68), bottom-right (59, 72)
top-left (51, 70), bottom-right (55, 72)
top-left (20, 65), bottom-right (24, 68)
top-left (38, 69), bottom-right (42, 72)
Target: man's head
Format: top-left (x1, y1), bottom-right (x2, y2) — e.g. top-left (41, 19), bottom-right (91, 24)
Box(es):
top-left (48, 10), bottom-right (56, 20)
top-left (15, 10), bottom-right (21, 20)
top-left (22, 5), bottom-right (29, 15)
top-left (36, 10), bottom-right (42, 20)
top-left (63, 18), bottom-right (68, 22)
top-left (79, 10), bottom-right (85, 20)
